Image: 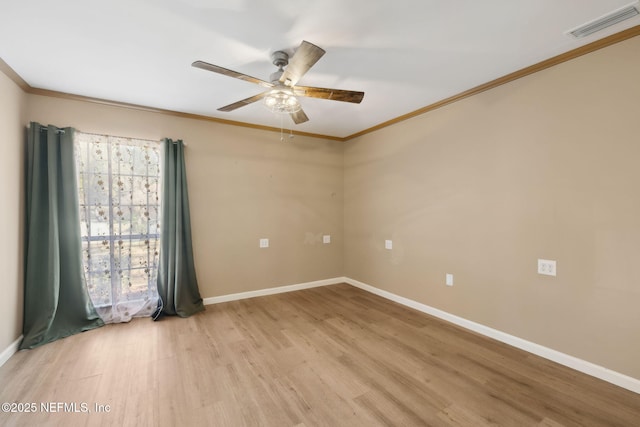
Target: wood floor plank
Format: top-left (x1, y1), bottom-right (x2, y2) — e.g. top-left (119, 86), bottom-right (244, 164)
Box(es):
top-left (1, 283), bottom-right (639, 426)
top-left (437, 403), bottom-right (500, 426)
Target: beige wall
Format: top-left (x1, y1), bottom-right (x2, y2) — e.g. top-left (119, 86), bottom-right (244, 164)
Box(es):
top-left (344, 36), bottom-right (640, 378)
top-left (27, 96), bottom-right (344, 298)
top-left (0, 71), bottom-right (27, 352)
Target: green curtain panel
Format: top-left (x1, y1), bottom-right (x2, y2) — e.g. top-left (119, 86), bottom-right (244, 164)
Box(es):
top-left (21, 123), bottom-right (104, 349)
top-left (156, 138), bottom-right (204, 317)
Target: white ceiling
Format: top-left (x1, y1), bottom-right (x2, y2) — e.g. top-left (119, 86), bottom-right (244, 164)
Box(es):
top-left (1, 0), bottom-right (639, 138)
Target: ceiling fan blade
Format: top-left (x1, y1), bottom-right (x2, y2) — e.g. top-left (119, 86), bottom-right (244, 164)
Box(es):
top-left (293, 86), bottom-right (364, 104)
top-left (279, 41), bottom-right (325, 87)
top-left (218, 92), bottom-right (269, 112)
top-left (290, 108), bottom-right (309, 124)
top-left (192, 60), bottom-right (273, 88)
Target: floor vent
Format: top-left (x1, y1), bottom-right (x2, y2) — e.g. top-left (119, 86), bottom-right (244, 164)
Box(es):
top-left (568, 4), bottom-right (639, 38)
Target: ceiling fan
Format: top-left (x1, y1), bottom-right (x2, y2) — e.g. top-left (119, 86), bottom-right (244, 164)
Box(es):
top-left (192, 40), bottom-right (364, 124)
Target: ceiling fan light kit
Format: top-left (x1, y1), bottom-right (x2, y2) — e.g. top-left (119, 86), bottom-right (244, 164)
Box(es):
top-left (263, 88), bottom-right (301, 113)
top-left (192, 40), bottom-right (364, 125)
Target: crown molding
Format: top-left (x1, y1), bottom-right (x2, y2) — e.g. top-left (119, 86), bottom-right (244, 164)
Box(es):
top-left (27, 86), bottom-right (344, 141)
top-left (0, 57), bottom-right (29, 91)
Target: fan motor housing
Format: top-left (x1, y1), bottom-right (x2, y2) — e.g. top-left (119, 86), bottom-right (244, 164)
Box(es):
top-left (271, 51), bottom-right (289, 68)
top-left (270, 51), bottom-right (289, 83)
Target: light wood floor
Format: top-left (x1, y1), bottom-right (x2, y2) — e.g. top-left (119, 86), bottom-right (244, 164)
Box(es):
top-left (1, 283), bottom-right (639, 426)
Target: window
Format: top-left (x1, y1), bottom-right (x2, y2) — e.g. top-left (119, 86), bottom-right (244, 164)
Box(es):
top-left (75, 132), bottom-right (160, 323)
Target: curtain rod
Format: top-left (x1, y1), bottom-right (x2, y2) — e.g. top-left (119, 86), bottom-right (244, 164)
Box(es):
top-left (78, 130), bottom-right (161, 144)
top-left (78, 132), bottom-right (188, 146)
top-left (40, 128), bottom-right (65, 134)
top-left (27, 124), bottom-right (187, 146)
top-left (26, 123), bottom-right (65, 134)
top-left (35, 127), bottom-right (65, 134)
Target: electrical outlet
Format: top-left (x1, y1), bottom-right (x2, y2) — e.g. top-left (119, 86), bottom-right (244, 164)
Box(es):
top-left (259, 238), bottom-right (269, 248)
top-left (323, 235), bottom-right (331, 244)
top-left (537, 259), bottom-right (556, 276)
top-left (385, 240), bottom-right (393, 250)
top-left (446, 273), bottom-right (454, 286)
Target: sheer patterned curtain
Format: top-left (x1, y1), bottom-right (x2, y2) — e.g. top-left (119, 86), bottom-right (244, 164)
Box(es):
top-left (74, 132), bottom-right (160, 323)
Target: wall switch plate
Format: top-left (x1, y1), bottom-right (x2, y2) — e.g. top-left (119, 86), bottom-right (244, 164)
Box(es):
top-left (259, 238), bottom-right (269, 248)
top-left (323, 235), bottom-right (331, 244)
top-left (385, 240), bottom-right (393, 250)
top-left (538, 259), bottom-right (556, 276)
top-left (446, 273), bottom-right (454, 286)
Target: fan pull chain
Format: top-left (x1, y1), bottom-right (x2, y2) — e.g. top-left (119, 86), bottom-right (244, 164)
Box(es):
top-left (278, 115), bottom-right (294, 142)
top-left (280, 114), bottom-right (284, 142)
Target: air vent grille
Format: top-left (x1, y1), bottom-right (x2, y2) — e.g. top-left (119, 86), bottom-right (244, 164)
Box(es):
top-left (569, 5), bottom-right (639, 38)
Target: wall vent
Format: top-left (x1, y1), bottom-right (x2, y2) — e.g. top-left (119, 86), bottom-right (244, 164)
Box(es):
top-left (568, 4), bottom-right (639, 38)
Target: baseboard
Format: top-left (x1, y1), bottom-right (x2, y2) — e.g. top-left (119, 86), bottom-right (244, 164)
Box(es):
top-left (202, 277), bottom-right (347, 305)
top-left (0, 335), bottom-right (23, 368)
top-left (343, 277), bottom-right (640, 395)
